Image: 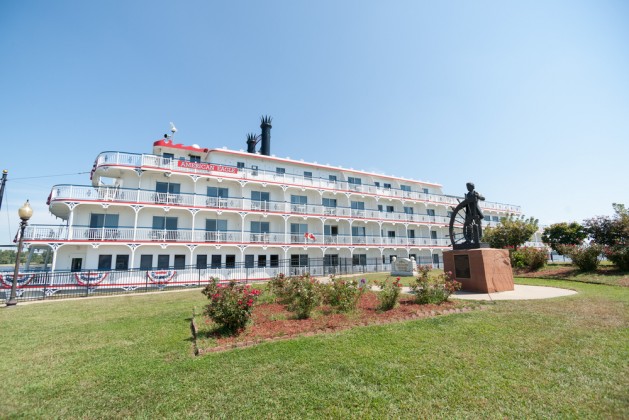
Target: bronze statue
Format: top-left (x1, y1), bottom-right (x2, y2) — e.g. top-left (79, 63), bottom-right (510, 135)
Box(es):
top-left (449, 182), bottom-right (488, 249)
top-left (463, 182), bottom-right (484, 244)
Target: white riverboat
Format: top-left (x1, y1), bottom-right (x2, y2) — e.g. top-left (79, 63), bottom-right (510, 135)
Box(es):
top-left (4, 118), bottom-right (531, 300)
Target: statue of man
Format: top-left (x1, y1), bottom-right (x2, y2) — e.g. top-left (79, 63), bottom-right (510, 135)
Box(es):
top-left (463, 182), bottom-right (485, 244)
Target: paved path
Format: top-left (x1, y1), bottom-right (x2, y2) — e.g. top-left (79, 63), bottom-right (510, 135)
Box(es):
top-left (330, 274), bottom-right (579, 301)
top-left (368, 284), bottom-right (577, 301)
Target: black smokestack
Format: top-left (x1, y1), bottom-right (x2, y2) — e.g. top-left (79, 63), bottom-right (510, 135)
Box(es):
top-left (260, 115), bottom-right (272, 156)
top-left (246, 133), bottom-right (258, 153)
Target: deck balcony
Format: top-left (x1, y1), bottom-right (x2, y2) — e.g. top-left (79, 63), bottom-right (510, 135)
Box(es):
top-left (23, 225), bottom-right (451, 247)
top-left (48, 185), bottom-right (456, 225)
top-left (92, 151), bottom-right (521, 213)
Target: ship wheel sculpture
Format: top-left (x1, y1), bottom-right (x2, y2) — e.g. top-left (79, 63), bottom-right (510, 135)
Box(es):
top-left (448, 182), bottom-right (486, 250)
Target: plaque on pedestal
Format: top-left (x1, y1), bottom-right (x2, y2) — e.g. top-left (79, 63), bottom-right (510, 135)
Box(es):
top-left (443, 249), bottom-right (514, 293)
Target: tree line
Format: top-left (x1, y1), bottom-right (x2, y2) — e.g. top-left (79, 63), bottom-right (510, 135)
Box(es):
top-left (0, 249), bottom-right (50, 265)
top-left (481, 203), bottom-right (627, 271)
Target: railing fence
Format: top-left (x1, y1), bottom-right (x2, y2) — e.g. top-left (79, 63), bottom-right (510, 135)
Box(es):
top-left (0, 257), bottom-right (440, 303)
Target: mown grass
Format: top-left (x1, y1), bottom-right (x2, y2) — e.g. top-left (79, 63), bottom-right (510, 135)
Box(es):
top-left (1, 278), bottom-right (628, 418)
top-left (519, 263), bottom-right (629, 287)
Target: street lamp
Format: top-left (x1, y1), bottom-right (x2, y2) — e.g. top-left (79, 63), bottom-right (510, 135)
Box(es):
top-left (6, 200), bottom-right (33, 306)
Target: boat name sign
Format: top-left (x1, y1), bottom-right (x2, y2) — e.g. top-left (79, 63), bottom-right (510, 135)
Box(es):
top-left (177, 161), bottom-right (238, 174)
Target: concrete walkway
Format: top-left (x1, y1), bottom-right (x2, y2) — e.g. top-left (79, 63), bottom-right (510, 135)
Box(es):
top-left (450, 284), bottom-right (577, 301)
top-left (371, 284), bottom-right (577, 301)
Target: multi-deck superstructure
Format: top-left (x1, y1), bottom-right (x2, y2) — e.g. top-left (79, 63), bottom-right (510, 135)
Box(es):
top-left (23, 119), bottom-right (521, 276)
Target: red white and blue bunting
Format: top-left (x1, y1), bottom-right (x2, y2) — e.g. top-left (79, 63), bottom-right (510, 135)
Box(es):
top-left (0, 273), bottom-right (36, 288)
top-left (74, 272), bottom-right (109, 286)
top-left (147, 270), bottom-right (176, 285)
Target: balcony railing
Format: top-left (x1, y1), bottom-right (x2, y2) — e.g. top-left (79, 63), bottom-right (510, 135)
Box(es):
top-left (351, 209), bottom-right (365, 218)
top-left (93, 151), bottom-right (522, 213)
top-left (250, 200), bottom-right (270, 211)
top-left (23, 225), bottom-right (451, 247)
top-left (49, 185), bottom-right (461, 226)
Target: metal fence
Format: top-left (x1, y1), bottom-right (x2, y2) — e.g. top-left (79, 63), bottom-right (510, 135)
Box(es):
top-left (0, 257), bottom-right (439, 303)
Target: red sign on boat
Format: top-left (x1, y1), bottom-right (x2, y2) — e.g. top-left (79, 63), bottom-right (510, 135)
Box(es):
top-left (177, 161), bottom-right (238, 174)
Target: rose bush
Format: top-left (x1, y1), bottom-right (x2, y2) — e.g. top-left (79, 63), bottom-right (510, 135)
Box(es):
top-left (374, 277), bottom-right (402, 311)
top-left (604, 245), bottom-right (629, 271)
top-left (202, 278), bottom-right (261, 333)
top-left (283, 274), bottom-right (324, 319)
top-left (410, 266), bottom-right (461, 304)
top-left (268, 273), bottom-right (291, 303)
top-left (323, 276), bottom-right (368, 313)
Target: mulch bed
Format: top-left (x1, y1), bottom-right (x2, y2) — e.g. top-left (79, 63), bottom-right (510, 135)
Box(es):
top-left (191, 292), bottom-right (480, 355)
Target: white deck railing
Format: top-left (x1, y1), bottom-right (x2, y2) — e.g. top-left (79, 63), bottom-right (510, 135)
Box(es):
top-left (23, 225), bottom-right (452, 247)
top-left (49, 185), bottom-right (457, 225)
top-left (93, 151), bottom-right (522, 213)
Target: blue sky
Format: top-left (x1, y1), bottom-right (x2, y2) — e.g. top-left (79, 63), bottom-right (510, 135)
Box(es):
top-left (1, 0), bottom-right (628, 244)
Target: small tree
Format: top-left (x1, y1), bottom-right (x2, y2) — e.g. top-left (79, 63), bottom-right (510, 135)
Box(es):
top-left (483, 214), bottom-right (539, 250)
top-left (584, 203), bottom-right (629, 270)
top-left (541, 222), bottom-right (587, 254)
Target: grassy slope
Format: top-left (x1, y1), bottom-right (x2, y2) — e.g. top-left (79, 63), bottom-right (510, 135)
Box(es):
top-left (1, 278), bottom-right (627, 418)
top-left (524, 265), bottom-right (629, 287)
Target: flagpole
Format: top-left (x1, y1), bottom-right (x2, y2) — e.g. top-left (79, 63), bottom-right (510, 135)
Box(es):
top-left (0, 170), bottom-right (7, 212)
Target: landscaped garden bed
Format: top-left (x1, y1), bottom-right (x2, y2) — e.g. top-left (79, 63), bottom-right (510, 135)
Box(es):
top-left (191, 290), bottom-right (478, 354)
top-left (2, 278), bottom-right (628, 418)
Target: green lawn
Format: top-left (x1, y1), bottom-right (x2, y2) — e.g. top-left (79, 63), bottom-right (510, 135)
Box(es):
top-left (518, 263), bottom-right (629, 287)
top-left (1, 278), bottom-right (628, 418)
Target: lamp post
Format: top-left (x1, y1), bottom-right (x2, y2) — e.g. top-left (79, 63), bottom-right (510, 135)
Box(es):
top-left (6, 200), bottom-right (33, 306)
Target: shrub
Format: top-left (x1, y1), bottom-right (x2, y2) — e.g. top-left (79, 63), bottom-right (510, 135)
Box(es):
top-left (410, 266), bottom-right (461, 304)
top-left (268, 273), bottom-right (291, 303)
top-left (510, 247), bottom-right (547, 271)
top-left (374, 277), bottom-right (402, 311)
top-left (557, 244), bottom-right (603, 272)
top-left (283, 273), bottom-right (323, 319)
top-left (201, 279), bottom-right (261, 333)
top-left (604, 245), bottom-right (629, 271)
top-left (323, 276), bottom-right (368, 313)
top-left (584, 203), bottom-right (628, 270)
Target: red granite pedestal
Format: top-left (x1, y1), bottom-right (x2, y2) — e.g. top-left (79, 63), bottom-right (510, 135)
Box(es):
top-left (443, 248), bottom-right (514, 293)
